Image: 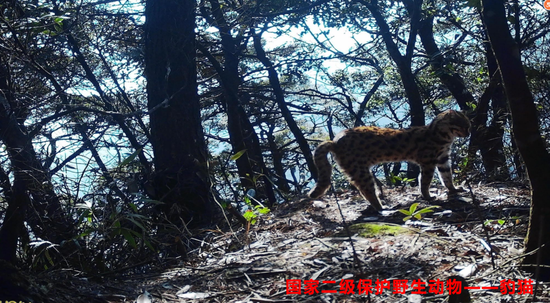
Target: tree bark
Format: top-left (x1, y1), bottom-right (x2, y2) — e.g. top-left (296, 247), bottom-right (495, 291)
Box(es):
top-left (265, 127), bottom-right (291, 194)
top-left (200, 1), bottom-right (277, 205)
top-left (354, 75), bottom-right (384, 127)
top-left (482, 0), bottom-right (550, 280)
top-left (418, 11), bottom-right (509, 181)
top-left (0, 66), bottom-right (76, 261)
top-left (480, 41), bottom-right (510, 181)
top-left (144, 0), bottom-right (216, 226)
top-left (361, 0), bottom-right (425, 181)
top-left (252, 30), bottom-right (317, 180)
top-left (362, 0), bottom-right (425, 127)
top-left (418, 16), bottom-right (475, 111)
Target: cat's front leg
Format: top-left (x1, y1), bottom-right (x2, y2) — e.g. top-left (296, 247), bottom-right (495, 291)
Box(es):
top-left (437, 161), bottom-right (464, 194)
top-left (419, 164), bottom-right (436, 200)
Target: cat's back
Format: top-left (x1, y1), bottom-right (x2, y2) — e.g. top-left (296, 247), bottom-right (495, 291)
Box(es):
top-left (331, 125), bottom-right (428, 164)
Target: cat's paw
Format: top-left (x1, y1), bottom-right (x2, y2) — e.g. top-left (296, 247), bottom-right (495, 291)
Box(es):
top-left (449, 187), bottom-right (466, 195)
top-left (422, 194), bottom-right (435, 201)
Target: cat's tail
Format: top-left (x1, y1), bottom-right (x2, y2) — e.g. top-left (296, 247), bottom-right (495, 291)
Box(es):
top-left (308, 141), bottom-right (335, 199)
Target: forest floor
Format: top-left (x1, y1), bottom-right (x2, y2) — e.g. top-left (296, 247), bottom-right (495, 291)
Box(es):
top-left (41, 183), bottom-right (550, 302)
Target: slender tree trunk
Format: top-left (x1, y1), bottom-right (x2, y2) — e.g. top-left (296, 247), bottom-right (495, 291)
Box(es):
top-left (361, 0), bottom-right (425, 181)
top-left (0, 67), bottom-right (76, 261)
top-left (0, 178), bottom-right (29, 262)
top-left (201, 1), bottom-right (277, 205)
top-left (360, 0), bottom-right (425, 126)
top-left (265, 127), bottom-right (291, 194)
top-left (361, 0), bottom-right (426, 126)
top-left (479, 41), bottom-right (510, 180)
top-left (144, 0), bottom-right (216, 226)
top-left (418, 13), bottom-right (509, 180)
top-left (418, 16), bottom-right (475, 110)
top-left (466, 73), bottom-right (495, 176)
top-left (510, 132), bottom-right (526, 179)
top-left (354, 75), bottom-right (384, 127)
top-left (252, 30), bottom-right (317, 180)
top-left (466, 71), bottom-right (509, 180)
top-left (198, 44), bottom-right (277, 206)
top-left (482, 0), bottom-right (550, 280)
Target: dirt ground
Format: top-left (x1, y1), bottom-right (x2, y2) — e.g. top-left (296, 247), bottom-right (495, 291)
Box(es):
top-left (32, 183), bottom-right (550, 302)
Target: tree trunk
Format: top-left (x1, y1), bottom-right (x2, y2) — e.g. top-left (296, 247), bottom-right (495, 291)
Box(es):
top-left (363, 0), bottom-right (425, 127)
top-left (144, 0), bottom-right (216, 226)
top-left (481, 42), bottom-right (510, 181)
top-left (265, 127), bottom-right (291, 194)
top-left (0, 67), bottom-right (76, 262)
top-left (482, 0), bottom-right (550, 280)
top-left (418, 16), bottom-right (475, 111)
top-left (361, 0), bottom-right (425, 181)
top-left (354, 75), bottom-right (384, 127)
top-left (418, 13), bottom-right (509, 181)
top-left (466, 73), bottom-right (495, 176)
top-left (200, 1), bottom-right (277, 206)
top-left (252, 31), bottom-right (317, 181)
top-left (466, 70), bottom-right (510, 181)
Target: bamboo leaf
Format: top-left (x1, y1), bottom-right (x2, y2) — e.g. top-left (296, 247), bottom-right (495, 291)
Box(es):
top-left (120, 148), bottom-right (141, 166)
top-left (121, 229), bottom-right (137, 248)
top-left (230, 149), bottom-right (247, 161)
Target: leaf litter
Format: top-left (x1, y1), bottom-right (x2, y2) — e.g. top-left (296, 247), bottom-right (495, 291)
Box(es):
top-left (38, 183), bottom-right (550, 302)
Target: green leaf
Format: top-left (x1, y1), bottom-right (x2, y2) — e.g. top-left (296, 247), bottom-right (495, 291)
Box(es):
top-left (126, 217), bottom-right (146, 232)
top-left (409, 203), bottom-right (419, 214)
top-left (142, 198), bottom-right (164, 205)
top-left (78, 231), bottom-right (92, 238)
top-left (120, 148), bottom-right (141, 166)
top-left (45, 250), bottom-right (55, 266)
top-left (391, 174), bottom-right (401, 184)
top-left (144, 239), bottom-right (156, 252)
top-left (398, 209), bottom-right (412, 216)
top-left (127, 213), bottom-right (148, 220)
top-left (243, 210), bottom-right (257, 222)
top-left (416, 206), bottom-right (439, 214)
top-left (121, 229), bottom-right (137, 248)
top-left (54, 23), bottom-right (62, 33)
top-left (257, 206), bottom-right (270, 214)
top-left (403, 216), bottom-right (412, 222)
top-left (41, 29), bottom-right (56, 36)
top-left (416, 209), bottom-right (434, 215)
top-left (128, 202), bottom-right (138, 212)
top-left (414, 214), bottom-right (422, 220)
top-left (498, 219), bottom-right (505, 225)
top-left (230, 149), bottom-right (247, 161)
top-left (259, 207), bottom-right (271, 215)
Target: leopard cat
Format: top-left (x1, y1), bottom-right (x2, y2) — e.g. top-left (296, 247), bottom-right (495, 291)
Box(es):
top-left (308, 110), bottom-right (471, 211)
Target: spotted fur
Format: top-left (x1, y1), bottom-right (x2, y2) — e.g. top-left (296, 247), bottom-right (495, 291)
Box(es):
top-left (308, 110), bottom-right (471, 211)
